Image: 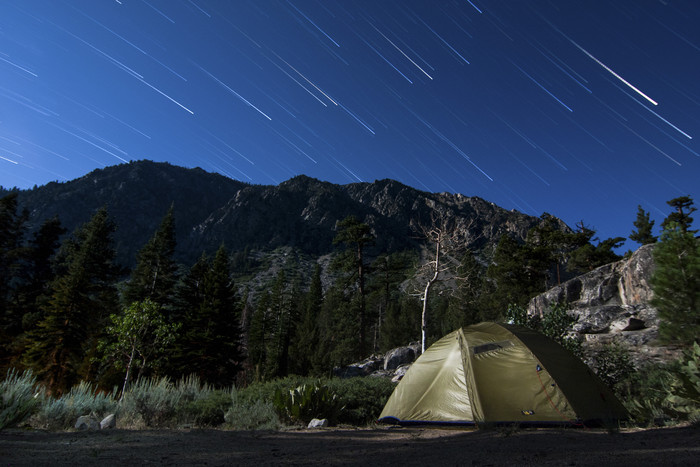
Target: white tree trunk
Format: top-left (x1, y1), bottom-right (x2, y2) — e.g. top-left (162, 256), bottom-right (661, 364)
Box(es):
top-left (421, 240), bottom-right (441, 353)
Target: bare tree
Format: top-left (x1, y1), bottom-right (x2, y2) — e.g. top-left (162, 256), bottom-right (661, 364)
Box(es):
top-left (412, 210), bottom-right (477, 353)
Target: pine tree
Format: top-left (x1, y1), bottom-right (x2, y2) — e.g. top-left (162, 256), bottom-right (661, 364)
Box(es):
top-left (446, 250), bottom-right (484, 328)
top-left (650, 223), bottom-right (700, 346)
top-left (630, 205), bottom-right (657, 245)
top-left (661, 195), bottom-right (697, 234)
top-left (123, 206), bottom-right (178, 308)
top-left (289, 264), bottom-right (323, 376)
top-left (23, 208), bottom-right (121, 394)
top-left (0, 193), bottom-right (29, 369)
top-left (367, 252), bottom-right (413, 353)
top-left (171, 246), bottom-right (243, 386)
top-left (481, 234), bottom-right (541, 319)
top-left (197, 245), bottom-right (243, 385)
top-left (332, 215), bottom-right (374, 357)
top-left (246, 291), bottom-right (270, 380)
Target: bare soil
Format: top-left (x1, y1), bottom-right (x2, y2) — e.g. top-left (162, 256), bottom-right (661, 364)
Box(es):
top-left (1, 424), bottom-right (697, 466)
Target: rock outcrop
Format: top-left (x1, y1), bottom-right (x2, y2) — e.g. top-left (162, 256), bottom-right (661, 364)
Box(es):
top-left (527, 244), bottom-right (681, 366)
top-left (333, 343), bottom-right (421, 380)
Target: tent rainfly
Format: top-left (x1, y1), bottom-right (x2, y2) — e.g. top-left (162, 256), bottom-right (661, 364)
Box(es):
top-left (379, 322), bottom-right (628, 426)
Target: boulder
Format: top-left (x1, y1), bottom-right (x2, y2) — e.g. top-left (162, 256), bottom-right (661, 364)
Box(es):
top-left (384, 343), bottom-right (419, 371)
top-left (307, 418), bottom-right (328, 428)
top-left (391, 364), bottom-right (410, 383)
top-left (100, 414), bottom-right (116, 430)
top-left (75, 415), bottom-right (100, 431)
top-left (333, 355), bottom-right (383, 378)
top-left (527, 244), bottom-right (681, 367)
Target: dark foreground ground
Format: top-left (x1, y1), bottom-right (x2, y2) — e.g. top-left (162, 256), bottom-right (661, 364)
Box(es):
top-left (1, 424), bottom-right (697, 466)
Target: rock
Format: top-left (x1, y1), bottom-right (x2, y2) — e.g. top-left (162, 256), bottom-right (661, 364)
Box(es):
top-left (384, 344), bottom-right (419, 371)
top-left (333, 355), bottom-right (383, 378)
top-left (100, 414), bottom-right (116, 429)
top-left (527, 244), bottom-right (681, 367)
top-left (307, 418), bottom-right (328, 428)
top-left (391, 364), bottom-right (411, 383)
top-left (75, 415), bottom-right (100, 431)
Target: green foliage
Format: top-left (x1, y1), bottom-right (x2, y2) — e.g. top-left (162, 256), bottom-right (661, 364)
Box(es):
top-left (174, 375), bottom-right (232, 427)
top-left (23, 207), bottom-right (121, 395)
top-left (326, 377), bottom-right (396, 426)
top-left (272, 381), bottom-right (343, 425)
top-left (225, 396), bottom-right (281, 431)
top-left (99, 299), bottom-right (180, 395)
top-left (332, 215), bottom-right (375, 357)
top-left (650, 223), bottom-right (700, 346)
top-left (568, 236), bottom-right (625, 273)
top-left (122, 206), bottom-right (178, 307)
top-left (665, 343), bottom-right (700, 423)
top-left (616, 346), bottom-right (700, 426)
top-left (589, 343), bottom-right (635, 392)
top-left (33, 381), bottom-right (118, 431)
top-left (661, 195), bottom-right (697, 234)
top-left (506, 302), bottom-right (582, 357)
top-left (171, 245), bottom-right (243, 386)
top-left (240, 375), bottom-right (394, 426)
top-left (0, 369), bottom-right (43, 430)
top-left (629, 205), bottom-right (657, 245)
top-left (482, 234), bottom-right (547, 319)
top-left (119, 377), bottom-right (181, 428)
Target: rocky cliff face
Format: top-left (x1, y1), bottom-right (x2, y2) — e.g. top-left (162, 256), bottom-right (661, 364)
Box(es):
top-left (527, 244), bottom-right (681, 366)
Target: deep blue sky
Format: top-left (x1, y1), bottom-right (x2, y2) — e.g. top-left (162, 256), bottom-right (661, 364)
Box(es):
top-left (1, 1), bottom-right (698, 248)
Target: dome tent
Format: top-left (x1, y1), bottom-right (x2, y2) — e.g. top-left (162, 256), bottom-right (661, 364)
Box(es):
top-left (379, 322), bottom-right (627, 426)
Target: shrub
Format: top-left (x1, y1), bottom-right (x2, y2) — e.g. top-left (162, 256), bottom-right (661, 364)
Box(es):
top-left (225, 396), bottom-right (281, 431)
top-left (665, 342), bottom-right (700, 425)
top-left (237, 376), bottom-right (316, 405)
top-left (272, 381), bottom-right (343, 425)
top-left (590, 343), bottom-right (635, 392)
top-left (618, 346), bottom-right (700, 427)
top-left (0, 369), bottom-right (43, 430)
top-left (32, 381), bottom-right (117, 431)
top-left (327, 377), bottom-right (396, 425)
top-left (174, 374), bottom-right (223, 426)
top-left (119, 377), bottom-right (181, 428)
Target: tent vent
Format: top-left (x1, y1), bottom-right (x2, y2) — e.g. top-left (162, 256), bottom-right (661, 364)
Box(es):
top-left (471, 340), bottom-right (513, 355)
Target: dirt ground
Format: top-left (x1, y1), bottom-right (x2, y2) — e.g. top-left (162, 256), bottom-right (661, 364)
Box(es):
top-left (1, 424), bottom-right (697, 466)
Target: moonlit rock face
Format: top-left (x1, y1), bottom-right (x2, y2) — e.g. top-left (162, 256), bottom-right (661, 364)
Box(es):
top-left (1, 1), bottom-right (697, 244)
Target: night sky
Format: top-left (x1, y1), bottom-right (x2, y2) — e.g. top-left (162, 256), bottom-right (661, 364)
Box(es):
top-left (1, 1), bottom-right (699, 248)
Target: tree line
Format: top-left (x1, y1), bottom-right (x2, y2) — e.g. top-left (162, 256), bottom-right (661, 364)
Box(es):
top-left (0, 192), bottom-right (697, 395)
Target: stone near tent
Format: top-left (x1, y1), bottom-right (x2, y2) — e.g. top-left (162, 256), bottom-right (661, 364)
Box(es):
top-left (307, 418), bottom-right (328, 428)
top-left (100, 414), bottom-right (116, 429)
top-left (333, 356), bottom-right (383, 378)
top-left (384, 344), bottom-right (419, 371)
top-left (391, 365), bottom-right (410, 383)
top-left (75, 415), bottom-right (100, 431)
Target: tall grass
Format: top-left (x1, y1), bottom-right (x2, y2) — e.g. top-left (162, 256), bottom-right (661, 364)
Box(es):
top-left (0, 369), bottom-right (43, 430)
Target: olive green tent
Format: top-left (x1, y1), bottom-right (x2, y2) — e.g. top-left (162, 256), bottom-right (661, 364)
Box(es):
top-left (379, 322), bottom-right (627, 425)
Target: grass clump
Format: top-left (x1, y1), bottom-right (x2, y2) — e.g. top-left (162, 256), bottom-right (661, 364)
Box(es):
top-left (0, 369), bottom-right (43, 430)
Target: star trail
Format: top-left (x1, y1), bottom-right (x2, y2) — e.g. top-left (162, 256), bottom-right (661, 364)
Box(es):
top-left (1, 0), bottom-right (699, 246)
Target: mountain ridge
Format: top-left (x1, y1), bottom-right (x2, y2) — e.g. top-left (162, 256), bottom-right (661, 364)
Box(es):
top-left (8, 160), bottom-right (555, 268)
